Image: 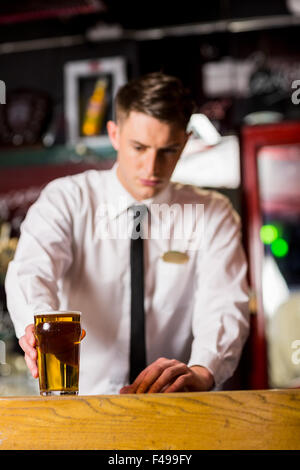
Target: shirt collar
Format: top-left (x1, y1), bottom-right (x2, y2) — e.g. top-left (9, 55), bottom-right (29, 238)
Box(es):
top-left (105, 162), bottom-right (173, 220)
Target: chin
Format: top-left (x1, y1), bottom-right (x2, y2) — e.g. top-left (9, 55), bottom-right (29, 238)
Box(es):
top-left (135, 190), bottom-right (154, 201)
top-left (140, 186), bottom-right (161, 200)
top-left (132, 179), bottom-right (166, 201)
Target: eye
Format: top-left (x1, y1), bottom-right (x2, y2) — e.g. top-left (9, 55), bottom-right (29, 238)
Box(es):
top-left (161, 148), bottom-right (178, 157)
top-left (132, 144), bottom-right (144, 152)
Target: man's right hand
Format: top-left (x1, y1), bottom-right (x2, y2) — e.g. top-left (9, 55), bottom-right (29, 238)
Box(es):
top-left (18, 324), bottom-right (39, 379)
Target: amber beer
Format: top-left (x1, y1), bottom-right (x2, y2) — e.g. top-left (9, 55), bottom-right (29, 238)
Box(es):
top-left (34, 311), bottom-right (85, 396)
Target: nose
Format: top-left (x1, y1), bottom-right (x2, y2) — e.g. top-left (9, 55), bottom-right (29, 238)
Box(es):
top-left (144, 149), bottom-right (159, 176)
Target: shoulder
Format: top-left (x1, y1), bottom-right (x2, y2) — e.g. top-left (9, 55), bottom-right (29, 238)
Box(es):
top-left (38, 168), bottom-right (109, 205)
top-left (169, 182), bottom-right (242, 242)
top-left (170, 181), bottom-right (238, 217)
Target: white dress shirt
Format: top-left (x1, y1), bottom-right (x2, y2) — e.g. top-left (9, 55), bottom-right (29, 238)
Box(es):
top-left (5, 163), bottom-right (249, 394)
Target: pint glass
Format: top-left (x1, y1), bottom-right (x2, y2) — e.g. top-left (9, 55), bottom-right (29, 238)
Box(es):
top-left (34, 311), bottom-right (85, 396)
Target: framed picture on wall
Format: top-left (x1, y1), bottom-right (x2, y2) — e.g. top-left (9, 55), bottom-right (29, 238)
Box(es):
top-left (64, 56), bottom-right (127, 147)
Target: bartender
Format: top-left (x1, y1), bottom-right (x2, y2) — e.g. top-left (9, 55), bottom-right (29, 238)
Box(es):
top-left (5, 72), bottom-right (249, 395)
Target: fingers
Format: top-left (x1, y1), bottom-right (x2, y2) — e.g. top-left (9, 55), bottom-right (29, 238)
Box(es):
top-left (24, 353), bottom-right (39, 379)
top-left (128, 358), bottom-right (191, 394)
top-left (162, 374), bottom-right (190, 393)
top-left (119, 385), bottom-right (134, 394)
top-left (20, 324), bottom-right (36, 350)
top-left (119, 368), bottom-right (152, 394)
top-left (19, 324), bottom-right (39, 379)
top-left (119, 361), bottom-right (214, 394)
top-left (147, 363), bottom-right (188, 393)
top-left (123, 367), bottom-right (149, 394)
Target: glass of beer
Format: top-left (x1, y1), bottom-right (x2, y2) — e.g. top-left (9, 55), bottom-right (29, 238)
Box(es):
top-left (34, 311), bottom-right (85, 396)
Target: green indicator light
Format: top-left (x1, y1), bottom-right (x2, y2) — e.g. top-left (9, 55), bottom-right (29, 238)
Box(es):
top-left (260, 224), bottom-right (279, 244)
top-left (271, 238), bottom-right (289, 258)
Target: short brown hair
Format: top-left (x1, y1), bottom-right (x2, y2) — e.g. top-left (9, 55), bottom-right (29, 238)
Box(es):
top-left (115, 72), bottom-right (196, 129)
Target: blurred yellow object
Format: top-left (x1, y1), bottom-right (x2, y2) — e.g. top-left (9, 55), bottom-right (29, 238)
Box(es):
top-left (0, 237), bottom-right (18, 279)
top-left (82, 79), bottom-right (108, 137)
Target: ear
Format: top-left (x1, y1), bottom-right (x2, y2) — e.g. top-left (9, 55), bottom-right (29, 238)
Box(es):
top-left (107, 120), bottom-right (120, 151)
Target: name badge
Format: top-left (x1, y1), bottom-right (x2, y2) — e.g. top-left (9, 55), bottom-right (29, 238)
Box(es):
top-left (161, 251), bottom-right (189, 264)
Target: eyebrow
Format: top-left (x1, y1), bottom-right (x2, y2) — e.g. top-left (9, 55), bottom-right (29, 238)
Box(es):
top-left (130, 139), bottom-right (181, 150)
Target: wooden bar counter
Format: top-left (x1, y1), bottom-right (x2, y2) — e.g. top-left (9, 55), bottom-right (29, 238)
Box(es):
top-left (0, 389), bottom-right (299, 450)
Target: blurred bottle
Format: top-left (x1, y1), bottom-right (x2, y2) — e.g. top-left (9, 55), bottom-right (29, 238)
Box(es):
top-left (82, 79), bottom-right (108, 137)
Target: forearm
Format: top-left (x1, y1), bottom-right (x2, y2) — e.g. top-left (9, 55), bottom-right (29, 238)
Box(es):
top-left (5, 260), bottom-right (60, 338)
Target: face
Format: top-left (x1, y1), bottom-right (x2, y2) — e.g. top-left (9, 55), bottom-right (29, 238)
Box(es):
top-left (107, 111), bottom-right (189, 201)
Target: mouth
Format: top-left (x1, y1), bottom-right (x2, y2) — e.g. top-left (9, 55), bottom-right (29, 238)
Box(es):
top-left (139, 178), bottom-right (162, 187)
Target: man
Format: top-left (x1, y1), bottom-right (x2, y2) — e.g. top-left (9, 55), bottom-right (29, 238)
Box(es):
top-left (5, 72), bottom-right (249, 395)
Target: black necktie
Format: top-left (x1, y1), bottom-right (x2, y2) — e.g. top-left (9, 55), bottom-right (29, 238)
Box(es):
top-left (129, 204), bottom-right (147, 383)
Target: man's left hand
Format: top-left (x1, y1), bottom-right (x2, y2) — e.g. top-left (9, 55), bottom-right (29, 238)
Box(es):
top-left (119, 357), bottom-right (214, 394)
